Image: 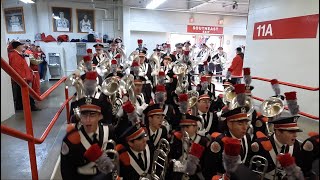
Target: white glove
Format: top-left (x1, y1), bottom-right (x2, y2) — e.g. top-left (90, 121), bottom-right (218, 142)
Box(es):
top-left (116, 108), bottom-right (124, 118)
top-left (151, 70), bottom-right (158, 76)
top-left (138, 71), bottom-right (145, 77)
top-left (95, 153), bottom-right (115, 174)
top-left (185, 154), bottom-right (199, 175)
top-left (136, 103), bottom-right (148, 116)
top-left (216, 111), bottom-right (222, 119)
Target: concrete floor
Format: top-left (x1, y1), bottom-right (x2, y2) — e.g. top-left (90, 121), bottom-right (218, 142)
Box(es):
top-left (1, 79), bottom-right (319, 180)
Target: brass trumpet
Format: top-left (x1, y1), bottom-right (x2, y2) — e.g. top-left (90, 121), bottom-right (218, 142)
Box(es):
top-left (151, 138), bottom-right (171, 180)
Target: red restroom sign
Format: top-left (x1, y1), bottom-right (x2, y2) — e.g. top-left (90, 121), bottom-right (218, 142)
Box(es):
top-left (187, 25), bottom-right (223, 34)
top-left (253, 14), bottom-right (319, 40)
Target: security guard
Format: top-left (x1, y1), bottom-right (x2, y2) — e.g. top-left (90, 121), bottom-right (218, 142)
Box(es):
top-left (60, 96), bottom-right (115, 180)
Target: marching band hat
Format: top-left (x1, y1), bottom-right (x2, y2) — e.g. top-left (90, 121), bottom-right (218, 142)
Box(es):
top-left (163, 55), bottom-right (172, 61)
top-left (137, 39), bottom-right (143, 44)
top-left (201, 43), bottom-right (208, 48)
top-left (143, 104), bottom-right (165, 117)
top-left (115, 37), bottom-right (122, 43)
top-left (184, 41), bottom-right (191, 46)
top-left (245, 85), bottom-right (254, 96)
top-left (121, 124), bottom-right (147, 142)
top-left (139, 49), bottom-right (147, 56)
top-left (221, 107), bottom-right (250, 122)
top-left (179, 114), bottom-right (201, 126)
top-left (175, 43), bottom-right (184, 48)
top-left (270, 116), bottom-right (302, 132)
top-left (11, 41), bottom-right (24, 49)
top-left (222, 79), bottom-right (237, 87)
top-left (218, 47), bottom-right (223, 50)
top-left (133, 76), bottom-right (146, 85)
top-left (93, 43), bottom-right (104, 49)
top-left (77, 97), bottom-right (102, 113)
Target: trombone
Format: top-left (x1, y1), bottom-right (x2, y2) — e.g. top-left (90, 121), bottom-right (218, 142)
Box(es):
top-left (151, 138), bottom-right (171, 180)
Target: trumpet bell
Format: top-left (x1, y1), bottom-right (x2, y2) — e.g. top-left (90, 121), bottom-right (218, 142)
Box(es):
top-left (260, 97), bottom-right (284, 118)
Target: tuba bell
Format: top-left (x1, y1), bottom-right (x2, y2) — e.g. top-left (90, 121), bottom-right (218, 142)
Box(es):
top-left (173, 61), bottom-right (188, 94)
top-left (65, 74), bottom-right (85, 101)
top-left (149, 52), bottom-right (161, 87)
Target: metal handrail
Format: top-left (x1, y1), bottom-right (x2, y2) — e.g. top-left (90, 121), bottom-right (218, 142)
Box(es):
top-left (1, 57), bottom-right (71, 180)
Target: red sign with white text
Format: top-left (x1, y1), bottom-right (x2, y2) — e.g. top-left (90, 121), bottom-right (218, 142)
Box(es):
top-left (253, 14), bottom-right (319, 40)
top-left (187, 25), bottom-right (223, 34)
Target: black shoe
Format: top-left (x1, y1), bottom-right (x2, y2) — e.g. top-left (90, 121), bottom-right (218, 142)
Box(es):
top-left (31, 107), bottom-right (41, 111)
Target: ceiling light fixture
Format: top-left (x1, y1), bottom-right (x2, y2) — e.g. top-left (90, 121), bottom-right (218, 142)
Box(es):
top-left (19, 0), bottom-right (35, 4)
top-left (146, 0), bottom-right (167, 9)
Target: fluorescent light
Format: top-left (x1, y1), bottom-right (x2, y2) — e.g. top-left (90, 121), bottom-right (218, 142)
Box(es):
top-left (19, 0), bottom-right (35, 4)
top-left (146, 0), bottom-right (167, 9)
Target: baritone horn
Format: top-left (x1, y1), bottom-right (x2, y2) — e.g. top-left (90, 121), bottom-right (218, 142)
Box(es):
top-left (151, 138), bottom-right (171, 180)
top-left (65, 74), bottom-right (85, 100)
top-left (187, 90), bottom-right (199, 116)
top-left (223, 85), bottom-right (236, 104)
top-left (229, 95), bottom-right (255, 116)
top-left (249, 155), bottom-right (269, 180)
top-left (101, 76), bottom-right (122, 115)
top-left (260, 96), bottom-right (284, 135)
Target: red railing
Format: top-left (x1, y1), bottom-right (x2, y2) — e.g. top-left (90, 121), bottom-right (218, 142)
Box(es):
top-left (0, 57), bottom-right (72, 180)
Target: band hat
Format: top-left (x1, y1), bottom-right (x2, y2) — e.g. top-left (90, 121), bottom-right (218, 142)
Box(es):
top-left (122, 125), bottom-right (147, 142)
top-left (163, 55), bottom-right (172, 61)
top-left (133, 76), bottom-right (146, 84)
top-left (270, 116), bottom-right (302, 132)
top-left (143, 104), bottom-right (165, 117)
top-left (175, 43), bottom-right (184, 48)
top-left (11, 41), bottom-right (24, 49)
top-left (139, 49), bottom-right (147, 56)
top-left (93, 44), bottom-right (104, 49)
top-left (221, 107), bottom-right (250, 122)
top-left (78, 97), bottom-right (102, 113)
top-left (179, 114), bottom-right (201, 126)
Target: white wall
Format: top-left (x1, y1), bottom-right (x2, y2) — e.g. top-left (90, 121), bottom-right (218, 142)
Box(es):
top-left (1, 3), bottom-right (15, 121)
top-left (2, 0), bottom-right (122, 42)
top-left (245, 0), bottom-right (319, 116)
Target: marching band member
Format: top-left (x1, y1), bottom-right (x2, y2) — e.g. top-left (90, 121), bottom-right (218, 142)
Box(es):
top-left (138, 49), bottom-right (153, 104)
top-left (136, 39), bottom-right (144, 51)
top-left (154, 84), bottom-right (176, 132)
top-left (116, 123), bottom-right (154, 180)
top-left (168, 114), bottom-right (208, 180)
top-left (210, 47), bottom-right (227, 83)
top-left (133, 76), bottom-right (149, 119)
top-left (299, 132), bottom-right (319, 178)
top-left (195, 43), bottom-right (210, 74)
top-left (196, 90), bottom-right (220, 135)
top-left (92, 43), bottom-right (106, 66)
top-left (86, 48), bottom-right (93, 59)
top-left (172, 43), bottom-right (184, 62)
top-left (203, 106), bottom-right (253, 179)
top-left (143, 104), bottom-right (169, 148)
top-left (60, 96), bottom-right (116, 179)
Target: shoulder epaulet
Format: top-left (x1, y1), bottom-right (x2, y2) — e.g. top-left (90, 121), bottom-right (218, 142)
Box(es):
top-left (117, 146), bottom-right (130, 166)
top-left (66, 124), bottom-right (80, 144)
top-left (212, 175), bottom-right (222, 180)
top-left (174, 131), bottom-right (182, 140)
top-left (256, 131), bottom-right (272, 151)
top-left (211, 132), bottom-right (222, 139)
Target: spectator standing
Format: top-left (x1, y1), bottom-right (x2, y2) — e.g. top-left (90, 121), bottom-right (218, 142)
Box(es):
top-left (228, 47), bottom-right (244, 84)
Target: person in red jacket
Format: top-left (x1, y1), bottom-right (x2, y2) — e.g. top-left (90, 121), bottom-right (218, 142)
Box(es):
top-left (228, 47), bottom-right (244, 84)
top-left (9, 41), bottom-right (41, 111)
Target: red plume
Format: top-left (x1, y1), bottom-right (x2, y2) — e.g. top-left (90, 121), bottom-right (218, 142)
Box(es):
top-left (83, 55), bottom-right (91, 62)
top-left (189, 143), bottom-right (205, 159)
top-left (203, 61), bottom-right (208, 66)
top-left (85, 71), bottom-right (98, 80)
top-left (243, 68), bottom-right (250, 75)
top-left (184, 50), bottom-right (190, 56)
top-left (234, 84), bottom-right (246, 94)
top-left (158, 71), bottom-right (165, 76)
top-left (122, 101), bottom-right (135, 113)
top-left (111, 59), bottom-right (117, 64)
top-left (131, 61), bottom-right (139, 67)
top-left (86, 48), bottom-right (93, 53)
top-left (156, 85), bottom-right (166, 92)
top-left (137, 39), bottom-right (143, 44)
top-left (284, 91), bottom-right (297, 100)
top-left (84, 144), bottom-right (103, 162)
top-left (224, 137), bottom-right (241, 156)
top-left (115, 54), bottom-right (121, 58)
top-left (200, 76), bottom-right (207, 82)
top-left (277, 153), bottom-right (295, 167)
top-left (178, 93), bottom-right (188, 102)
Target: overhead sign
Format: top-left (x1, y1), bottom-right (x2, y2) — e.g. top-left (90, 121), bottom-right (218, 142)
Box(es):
top-left (253, 14), bottom-right (319, 40)
top-left (187, 25), bottom-right (223, 34)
